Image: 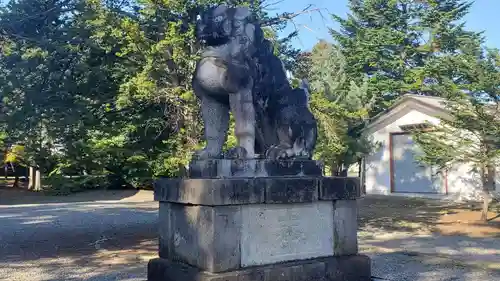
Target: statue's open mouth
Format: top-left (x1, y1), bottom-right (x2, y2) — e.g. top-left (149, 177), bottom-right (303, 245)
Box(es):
top-left (197, 32), bottom-right (229, 46)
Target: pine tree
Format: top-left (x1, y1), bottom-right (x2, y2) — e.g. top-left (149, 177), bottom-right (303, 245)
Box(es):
top-left (330, 0), bottom-right (425, 113)
top-left (0, 0), bottom-right (310, 190)
top-left (330, 0), bottom-right (480, 114)
top-left (307, 40), bottom-right (374, 175)
top-left (413, 48), bottom-right (500, 222)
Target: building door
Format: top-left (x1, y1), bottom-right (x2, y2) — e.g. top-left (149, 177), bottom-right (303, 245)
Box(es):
top-left (391, 133), bottom-right (443, 193)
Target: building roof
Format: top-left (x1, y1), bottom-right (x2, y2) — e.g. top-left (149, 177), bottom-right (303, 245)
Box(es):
top-left (364, 94), bottom-right (499, 134)
top-left (403, 94), bottom-right (447, 109)
top-left (364, 94), bottom-right (450, 134)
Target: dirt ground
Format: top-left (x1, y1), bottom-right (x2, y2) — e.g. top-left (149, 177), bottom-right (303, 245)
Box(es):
top-left (2, 185), bottom-right (499, 237)
top-left (1, 187), bottom-right (499, 280)
top-left (358, 195), bottom-right (500, 238)
top-left (0, 184), bottom-right (153, 205)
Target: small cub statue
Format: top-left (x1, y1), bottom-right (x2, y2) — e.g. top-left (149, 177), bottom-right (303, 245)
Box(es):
top-left (265, 80), bottom-right (317, 160)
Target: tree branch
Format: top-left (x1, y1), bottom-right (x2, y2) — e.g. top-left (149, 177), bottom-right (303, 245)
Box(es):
top-left (260, 5), bottom-right (319, 26)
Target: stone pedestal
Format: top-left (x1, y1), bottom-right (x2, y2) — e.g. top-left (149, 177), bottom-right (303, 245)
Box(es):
top-left (148, 159), bottom-right (371, 281)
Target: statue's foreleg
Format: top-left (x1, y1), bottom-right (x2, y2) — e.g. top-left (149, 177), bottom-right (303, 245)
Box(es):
top-left (303, 123), bottom-right (318, 159)
top-left (193, 83), bottom-right (230, 159)
top-left (229, 87), bottom-right (255, 159)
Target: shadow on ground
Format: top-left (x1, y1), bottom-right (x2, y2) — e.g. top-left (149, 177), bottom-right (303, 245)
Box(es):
top-left (368, 249), bottom-right (500, 281)
top-left (358, 195), bottom-right (500, 238)
top-left (1, 237), bottom-right (157, 281)
top-left (0, 187), bottom-right (144, 205)
top-left (358, 195), bottom-right (500, 280)
top-left (360, 231), bottom-right (500, 269)
top-left (3, 235), bottom-right (500, 281)
top-left (0, 196), bottom-right (158, 281)
top-left (0, 198), bottom-right (158, 256)
top-left (1, 190), bottom-right (499, 281)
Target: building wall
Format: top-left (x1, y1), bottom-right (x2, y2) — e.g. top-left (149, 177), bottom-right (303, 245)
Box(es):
top-left (364, 109), bottom-right (441, 195)
top-left (363, 107), bottom-right (500, 200)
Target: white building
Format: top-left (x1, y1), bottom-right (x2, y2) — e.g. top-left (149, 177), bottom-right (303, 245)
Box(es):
top-left (362, 94), bottom-right (500, 201)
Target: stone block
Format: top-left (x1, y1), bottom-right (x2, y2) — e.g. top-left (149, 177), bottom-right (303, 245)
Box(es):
top-left (148, 255), bottom-right (371, 281)
top-left (155, 176), bottom-right (362, 206)
top-left (159, 201), bottom-right (355, 272)
top-left (154, 178), bottom-right (265, 205)
top-left (240, 202), bottom-right (334, 267)
top-left (325, 254), bottom-right (371, 281)
top-left (332, 200), bottom-right (358, 256)
top-left (187, 159), bottom-right (323, 178)
top-left (263, 177), bottom-right (319, 203)
top-left (159, 203), bottom-right (242, 273)
top-left (320, 177), bottom-right (360, 200)
top-left (155, 177), bottom-right (327, 205)
top-left (158, 203), bottom-right (173, 259)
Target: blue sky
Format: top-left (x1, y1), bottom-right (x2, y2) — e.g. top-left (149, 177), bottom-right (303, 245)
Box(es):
top-left (272, 0), bottom-right (498, 51)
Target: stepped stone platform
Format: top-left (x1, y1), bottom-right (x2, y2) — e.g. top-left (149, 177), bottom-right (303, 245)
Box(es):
top-left (148, 159), bottom-right (371, 281)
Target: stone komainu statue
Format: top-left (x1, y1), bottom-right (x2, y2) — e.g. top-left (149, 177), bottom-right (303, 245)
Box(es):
top-left (192, 4), bottom-right (317, 160)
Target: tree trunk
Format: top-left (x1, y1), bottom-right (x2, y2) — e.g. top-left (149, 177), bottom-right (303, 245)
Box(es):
top-left (12, 176), bottom-right (19, 188)
top-left (329, 163), bottom-right (339, 177)
top-left (481, 189), bottom-right (490, 222)
top-left (34, 169), bottom-right (42, 191)
top-left (480, 161), bottom-right (495, 222)
top-left (28, 166), bottom-right (34, 190)
top-left (10, 163), bottom-right (18, 188)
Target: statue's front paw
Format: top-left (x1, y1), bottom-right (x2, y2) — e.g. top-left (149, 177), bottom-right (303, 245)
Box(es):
top-left (193, 148), bottom-right (222, 160)
top-left (265, 145), bottom-right (293, 160)
top-left (224, 146), bottom-right (248, 159)
top-left (296, 150), bottom-right (312, 160)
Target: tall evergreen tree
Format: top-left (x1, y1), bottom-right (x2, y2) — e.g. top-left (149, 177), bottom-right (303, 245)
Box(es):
top-left (0, 0), bottom-right (307, 190)
top-left (307, 40), bottom-right (374, 175)
top-left (330, 0), bottom-right (480, 114)
top-left (413, 48), bottom-right (500, 222)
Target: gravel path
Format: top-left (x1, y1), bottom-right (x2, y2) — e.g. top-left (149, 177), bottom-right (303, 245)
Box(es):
top-left (1, 191), bottom-right (499, 281)
top-left (359, 228), bottom-right (500, 270)
top-left (369, 251), bottom-right (500, 281)
top-left (0, 196), bottom-right (158, 281)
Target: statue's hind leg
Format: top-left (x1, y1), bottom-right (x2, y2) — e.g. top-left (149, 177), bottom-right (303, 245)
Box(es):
top-left (228, 87), bottom-right (255, 159)
top-left (193, 83), bottom-right (230, 159)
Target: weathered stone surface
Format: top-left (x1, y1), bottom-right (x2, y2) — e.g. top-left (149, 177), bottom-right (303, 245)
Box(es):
top-left (325, 254), bottom-right (371, 281)
top-left (263, 177), bottom-right (319, 203)
top-left (154, 178), bottom-right (266, 205)
top-left (188, 159), bottom-right (323, 178)
top-left (240, 202), bottom-right (334, 267)
top-left (333, 200), bottom-right (358, 256)
top-left (159, 201), bottom-right (359, 272)
top-left (155, 176), bottom-right (361, 205)
top-left (155, 177), bottom-right (326, 205)
top-left (147, 255), bottom-right (371, 281)
top-left (320, 177), bottom-right (360, 200)
top-left (192, 5), bottom-right (318, 161)
top-left (159, 203), bottom-right (242, 273)
top-left (158, 203), bottom-right (173, 259)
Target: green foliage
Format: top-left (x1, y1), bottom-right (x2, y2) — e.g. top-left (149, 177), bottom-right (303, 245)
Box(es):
top-left (413, 47), bottom-right (500, 173)
top-left (0, 0), bottom-right (495, 199)
top-left (4, 144), bottom-right (25, 164)
top-left (306, 41), bottom-right (374, 175)
top-left (43, 175), bottom-right (115, 196)
top-left (0, 0), bottom-right (306, 192)
top-left (331, 0), bottom-right (480, 114)
top-left (412, 47), bottom-right (500, 221)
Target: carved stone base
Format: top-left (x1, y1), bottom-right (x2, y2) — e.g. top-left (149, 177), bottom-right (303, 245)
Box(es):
top-left (154, 177), bottom-right (362, 273)
top-left (150, 159), bottom-right (370, 281)
top-left (148, 255), bottom-right (371, 281)
top-left (187, 159), bottom-right (323, 178)
top-left (154, 176), bottom-right (361, 206)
